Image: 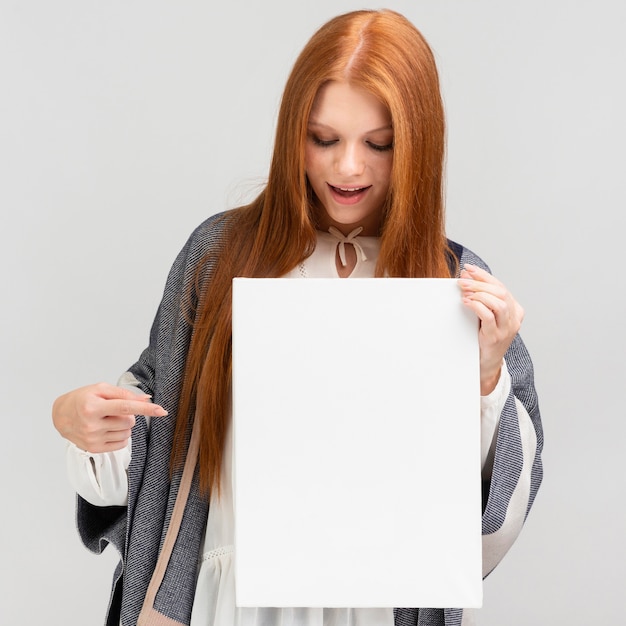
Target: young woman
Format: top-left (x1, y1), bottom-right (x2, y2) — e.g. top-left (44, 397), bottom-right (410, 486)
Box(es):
top-left (53, 9), bottom-right (543, 626)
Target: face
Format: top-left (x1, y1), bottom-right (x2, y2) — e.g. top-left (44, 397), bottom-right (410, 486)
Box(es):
top-left (305, 81), bottom-right (393, 236)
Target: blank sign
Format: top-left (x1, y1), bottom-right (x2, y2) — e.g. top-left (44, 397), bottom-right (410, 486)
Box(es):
top-left (232, 278), bottom-right (482, 609)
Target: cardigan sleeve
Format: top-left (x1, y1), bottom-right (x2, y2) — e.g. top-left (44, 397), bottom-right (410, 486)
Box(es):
top-left (457, 245), bottom-right (544, 578)
top-left (480, 333), bottom-right (542, 577)
top-left (74, 212), bottom-right (230, 560)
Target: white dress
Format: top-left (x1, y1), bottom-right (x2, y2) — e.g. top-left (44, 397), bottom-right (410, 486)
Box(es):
top-left (65, 228), bottom-right (508, 626)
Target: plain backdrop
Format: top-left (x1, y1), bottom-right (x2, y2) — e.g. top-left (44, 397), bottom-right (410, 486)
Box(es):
top-left (1, 1), bottom-right (624, 624)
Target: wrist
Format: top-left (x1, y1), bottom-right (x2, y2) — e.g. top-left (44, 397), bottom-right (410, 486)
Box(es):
top-left (480, 366), bottom-right (501, 396)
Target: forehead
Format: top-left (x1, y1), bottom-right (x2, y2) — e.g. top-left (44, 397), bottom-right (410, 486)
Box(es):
top-left (309, 81), bottom-right (391, 128)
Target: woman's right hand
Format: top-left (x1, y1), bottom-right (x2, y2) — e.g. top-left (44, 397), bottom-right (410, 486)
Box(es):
top-left (52, 383), bottom-right (168, 453)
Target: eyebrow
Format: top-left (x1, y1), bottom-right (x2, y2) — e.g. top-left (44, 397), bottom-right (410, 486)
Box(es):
top-left (307, 120), bottom-right (393, 134)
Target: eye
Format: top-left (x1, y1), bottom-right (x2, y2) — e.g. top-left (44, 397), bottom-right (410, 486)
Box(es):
top-left (366, 140), bottom-right (394, 152)
top-left (309, 133), bottom-right (338, 148)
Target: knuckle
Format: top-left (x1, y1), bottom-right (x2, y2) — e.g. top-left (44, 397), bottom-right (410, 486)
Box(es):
top-left (83, 421), bottom-right (100, 436)
top-left (119, 401), bottom-right (132, 415)
top-left (93, 382), bottom-right (108, 394)
top-left (81, 406), bottom-right (94, 421)
top-left (494, 301), bottom-right (506, 315)
top-left (81, 398), bottom-right (100, 420)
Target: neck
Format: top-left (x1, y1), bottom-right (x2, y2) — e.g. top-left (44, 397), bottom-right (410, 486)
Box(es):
top-left (314, 206), bottom-right (381, 237)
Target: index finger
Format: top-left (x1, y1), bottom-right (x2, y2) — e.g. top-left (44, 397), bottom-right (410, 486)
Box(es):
top-left (104, 398), bottom-right (168, 418)
top-left (461, 263), bottom-right (503, 286)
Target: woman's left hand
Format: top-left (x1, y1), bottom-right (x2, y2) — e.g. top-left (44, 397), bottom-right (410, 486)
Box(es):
top-left (458, 263), bottom-right (524, 395)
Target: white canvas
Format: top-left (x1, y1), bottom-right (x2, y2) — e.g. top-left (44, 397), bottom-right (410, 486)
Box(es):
top-left (232, 278), bottom-right (482, 608)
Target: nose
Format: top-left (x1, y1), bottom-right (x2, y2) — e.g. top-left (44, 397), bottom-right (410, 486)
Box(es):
top-left (334, 143), bottom-right (365, 177)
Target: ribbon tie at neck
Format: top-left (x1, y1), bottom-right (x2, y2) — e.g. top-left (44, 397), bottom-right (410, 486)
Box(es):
top-left (328, 226), bottom-right (368, 267)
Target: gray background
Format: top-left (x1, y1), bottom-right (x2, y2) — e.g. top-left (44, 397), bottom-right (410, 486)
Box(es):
top-left (1, 1), bottom-right (624, 624)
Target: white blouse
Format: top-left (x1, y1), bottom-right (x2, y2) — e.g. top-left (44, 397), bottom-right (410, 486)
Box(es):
top-left (65, 228), bottom-right (508, 626)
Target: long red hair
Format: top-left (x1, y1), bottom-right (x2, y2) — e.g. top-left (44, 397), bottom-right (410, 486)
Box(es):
top-left (172, 9), bottom-right (455, 494)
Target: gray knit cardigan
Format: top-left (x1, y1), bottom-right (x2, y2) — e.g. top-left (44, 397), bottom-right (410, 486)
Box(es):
top-left (76, 211), bottom-right (543, 626)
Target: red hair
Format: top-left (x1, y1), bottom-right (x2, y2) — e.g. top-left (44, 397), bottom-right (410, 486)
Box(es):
top-left (172, 10), bottom-right (455, 494)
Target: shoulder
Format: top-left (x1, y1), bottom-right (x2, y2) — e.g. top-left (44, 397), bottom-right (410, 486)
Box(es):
top-left (185, 209), bottom-right (237, 252)
top-left (172, 209), bottom-right (244, 272)
top-left (158, 210), bottom-right (239, 293)
top-left (447, 239), bottom-right (492, 275)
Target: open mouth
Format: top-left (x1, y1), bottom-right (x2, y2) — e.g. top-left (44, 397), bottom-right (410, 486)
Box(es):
top-left (328, 184), bottom-right (371, 199)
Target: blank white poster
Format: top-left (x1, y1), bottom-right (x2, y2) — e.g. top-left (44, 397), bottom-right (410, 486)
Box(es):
top-left (232, 278), bottom-right (482, 609)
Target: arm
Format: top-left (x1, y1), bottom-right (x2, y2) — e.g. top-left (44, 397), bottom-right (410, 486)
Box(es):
top-left (479, 358), bottom-right (511, 477)
top-left (63, 213), bottom-right (229, 561)
top-left (52, 380), bottom-right (166, 558)
top-left (457, 259), bottom-right (543, 576)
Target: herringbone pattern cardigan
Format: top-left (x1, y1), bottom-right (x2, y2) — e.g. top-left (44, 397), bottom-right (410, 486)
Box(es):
top-left (76, 211), bottom-right (543, 626)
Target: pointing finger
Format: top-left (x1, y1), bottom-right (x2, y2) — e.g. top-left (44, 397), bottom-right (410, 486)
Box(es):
top-left (105, 399), bottom-right (168, 418)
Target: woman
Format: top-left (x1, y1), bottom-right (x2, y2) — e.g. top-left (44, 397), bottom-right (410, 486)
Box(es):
top-left (53, 9), bottom-right (543, 626)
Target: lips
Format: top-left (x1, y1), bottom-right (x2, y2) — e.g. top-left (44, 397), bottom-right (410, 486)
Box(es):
top-left (328, 183), bottom-right (371, 200)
